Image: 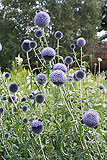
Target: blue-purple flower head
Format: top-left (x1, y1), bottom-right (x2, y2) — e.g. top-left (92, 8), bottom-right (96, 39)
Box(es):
top-left (83, 110), bottom-right (100, 128)
top-left (68, 74), bottom-right (74, 82)
top-left (29, 41), bottom-right (37, 49)
top-left (99, 84), bottom-right (104, 89)
top-left (41, 47), bottom-right (56, 61)
top-left (8, 82), bottom-right (19, 93)
top-left (21, 97), bottom-right (27, 102)
top-left (0, 43), bottom-right (2, 52)
top-left (8, 94), bottom-right (15, 103)
top-left (4, 133), bottom-right (9, 139)
top-left (50, 70), bottom-right (67, 86)
top-left (64, 56), bottom-right (73, 65)
top-left (29, 94), bottom-right (33, 99)
top-left (22, 117), bottom-right (29, 124)
top-left (31, 119), bottom-right (44, 135)
top-left (0, 107), bottom-right (4, 117)
top-left (21, 40), bottom-right (32, 52)
top-left (5, 72), bottom-right (10, 79)
top-left (36, 73), bottom-right (47, 85)
top-left (22, 105), bottom-right (28, 112)
top-left (53, 63), bottom-right (67, 73)
top-left (35, 94), bottom-right (45, 104)
top-left (77, 37), bottom-right (86, 47)
top-left (74, 70), bottom-right (85, 81)
top-left (35, 29), bottom-right (43, 38)
top-left (34, 11), bottom-right (50, 27)
top-left (70, 44), bottom-right (76, 50)
top-left (54, 31), bottom-right (63, 39)
top-left (73, 72), bottom-right (79, 82)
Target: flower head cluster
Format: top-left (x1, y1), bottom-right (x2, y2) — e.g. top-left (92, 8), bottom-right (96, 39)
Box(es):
top-left (31, 119), bottom-right (44, 134)
top-left (21, 40), bottom-right (32, 52)
top-left (99, 84), bottom-right (104, 89)
top-left (50, 70), bottom-right (67, 86)
top-left (83, 110), bottom-right (100, 128)
top-left (41, 47), bottom-right (56, 61)
top-left (70, 44), bottom-right (76, 50)
top-left (77, 37), bottom-right (86, 47)
top-left (54, 31), bottom-right (63, 39)
top-left (29, 41), bottom-right (37, 49)
top-left (35, 94), bottom-right (45, 104)
top-left (5, 72), bottom-right (10, 79)
top-left (35, 29), bottom-right (43, 38)
top-left (0, 43), bottom-right (2, 52)
top-left (36, 73), bottom-right (47, 85)
top-left (73, 70), bottom-right (85, 81)
top-left (9, 83), bottom-right (19, 93)
top-left (34, 11), bottom-right (50, 27)
top-left (21, 97), bottom-right (27, 102)
top-left (64, 56), bottom-right (73, 65)
top-left (53, 63), bottom-right (67, 73)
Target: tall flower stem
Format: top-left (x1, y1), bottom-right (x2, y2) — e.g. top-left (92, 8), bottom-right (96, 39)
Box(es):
top-left (26, 52), bottom-right (32, 73)
top-left (80, 47), bottom-right (83, 68)
top-left (57, 39), bottom-right (60, 63)
top-left (43, 28), bottom-right (48, 47)
top-left (73, 49), bottom-right (80, 68)
top-left (38, 135), bottom-right (47, 160)
top-left (33, 49), bottom-right (44, 66)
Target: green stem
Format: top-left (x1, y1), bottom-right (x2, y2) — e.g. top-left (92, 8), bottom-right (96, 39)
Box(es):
top-left (33, 49), bottom-right (44, 66)
top-left (57, 39), bottom-right (60, 63)
top-left (43, 28), bottom-right (48, 47)
top-left (26, 52), bottom-right (32, 73)
top-left (81, 47), bottom-right (83, 68)
top-left (73, 49), bottom-right (80, 68)
top-left (38, 135), bottom-right (47, 160)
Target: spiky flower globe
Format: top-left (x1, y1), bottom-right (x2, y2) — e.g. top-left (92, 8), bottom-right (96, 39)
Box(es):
top-left (0, 107), bottom-right (4, 117)
top-left (53, 63), bottom-right (67, 73)
top-left (21, 40), bottom-right (32, 52)
top-left (22, 105), bottom-right (28, 112)
top-left (34, 11), bottom-right (50, 27)
top-left (75, 70), bottom-right (85, 81)
top-left (73, 72), bottom-right (79, 82)
top-left (35, 29), bottom-right (43, 38)
top-left (54, 31), bottom-right (63, 39)
top-left (36, 73), bottom-right (47, 85)
top-left (8, 94), bottom-right (15, 103)
top-left (31, 119), bottom-right (44, 134)
top-left (0, 43), bottom-right (2, 52)
top-left (22, 117), bottom-right (29, 124)
top-left (35, 94), bottom-right (45, 104)
top-left (50, 70), bottom-right (67, 86)
top-left (64, 56), bottom-right (73, 65)
top-left (29, 94), bottom-right (33, 99)
top-left (83, 110), bottom-right (100, 128)
top-left (99, 84), bottom-right (104, 89)
top-left (5, 72), bottom-right (10, 79)
top-left (3, 96), bottom-right (6, 101)
top-left (9, 82), bottom-right (19, 93)
top-left (41, 47), bottom-right (56, 61)
top-left (29, 41), bottom-right (37, 49)
top-left (21, 97), bottom-right (27, 102)
top-left (70, 44), bottom-right (76, 50)
top-left (4, 133), bottom-right (9, 139)
top-left (77, 37), bottom-right (86, 47)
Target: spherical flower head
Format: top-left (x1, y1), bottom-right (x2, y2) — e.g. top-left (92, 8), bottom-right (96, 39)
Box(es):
top-left (35, 94), bottom-right (45, 104)
top-left (64, 56), bottom-right (73, 65)
top-left (5, 72), bottom-right (10, 79)
top-left (22, 105), bottom-right (28, 112)
top-left (76, 37), bottom-right (86, 47)
top-left (21, 40), bottom-right (32, 52)
top-left (99, 84), bottom-right (104, 89)
top-left (70, 44), bottom-right (76, 50)
top-left (53, 63), bottom-right (67, 73)
top-left (0, 107), bottom-right (4, 117)
top-left (36, 73), bottom-right (47, 85)
top-left (50, 70), bottom-right (67, 86)
top-left (4, 133), bottom-right (9, 139)
top-left (31, 119), bottom-right (44, 134)
top-left (3, 96), bottom-right (6, 101)
top-left (29, 94), bottom-right (33, 99)
top-left (8, 94), bottom-right (15, 103)
top-left (73, 72), bottom-right (80, 82)
top-left (29, 41), bottom-right (37, 49)
top-left (35, 29), bottom-right (43, 38)
top-left (34, 11), bottom-right (50, 27)
top-left (21, 97), bottom-right (27, 102)
top-left (83, 110), bottom-right (100, 128)
top-left (22, 117), bottom-right (29, 124)
top-left (54, 31), bottom-right (63, 39)
top-left (75, 70), bottom-right (85, 80)
top-left (41, 47), bottom-right (56, 61)
top-left (0, 43), bottom-right (2, 52)
top-left (8, 82), bottom-right (19, 93)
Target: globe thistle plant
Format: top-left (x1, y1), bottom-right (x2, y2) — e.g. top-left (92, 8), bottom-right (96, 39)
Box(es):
top-left (41, 47), bottom-right (56, 61)
top-left (34, 11), bottom-right (50, 27)
top-left (4, 133), bottom-right (10, 139)
top-left (75, 70), bottom-right (85, 81)
top-left (22, 117), bottom-right (29, 124)
top-left (50, 70), bottom-right (67, 86)
top-left (29, 94), bottom-right (33, 99)
top-left (52, 63), bottom-right (67, 73)
top-left (36, 73), bottom-right (47, 85)
top-left (0, 43), bottom-right (2, 52)
top-left (3, 96), bottom-right (6, 101)
top-left (64, 56), bottom-right (73, 65)
top-left (35, 94), bottom-right (45, 104)
top-left (5, 72), bottom-right (10, 79)
top-left (31, 119), bottom-right (44, 134)
top-left (8, 94), bottom-right (15, 103)
top-left (99, 84), bottom-right (104, 89)
top-left (8, 82), bottom-right (19, 93)
top-left (76, 37), bottom-right (86, 47)
top-left (31, 91), bottom-right (35, 95)
top-left (29, 41), bottom-right (37, 49)
top-left (35, 29), bottom-right (43, 38)
top-left (21, 97), bottom-right (27, 102)
top-left (83, 110), bottom-right (100, 128)
top-left (21, 40), bottom-right (32, 52)
top-left (54, 31), bottom-right (63, 39)
top-left (70, 44), bottom-right (76, 50)
top-left (73, 72), bottom-right (79, 82)
top-left (22, 105), bottom-right (28, 112)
